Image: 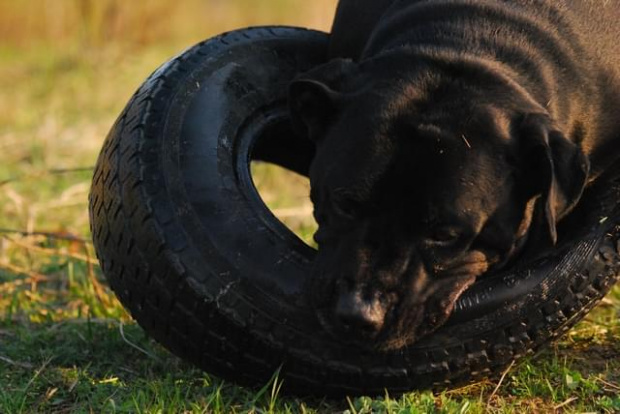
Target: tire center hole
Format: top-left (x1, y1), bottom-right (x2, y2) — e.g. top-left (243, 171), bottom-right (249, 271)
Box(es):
top-left (250, 161), bottom-right (318, 248)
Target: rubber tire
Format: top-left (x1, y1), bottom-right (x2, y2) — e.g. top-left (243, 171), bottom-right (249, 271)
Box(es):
top-left (89, 26), bottom-right (620, 396)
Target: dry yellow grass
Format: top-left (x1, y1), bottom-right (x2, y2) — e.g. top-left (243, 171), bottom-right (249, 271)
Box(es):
top-left (0, 0), bottom-right (338, 50)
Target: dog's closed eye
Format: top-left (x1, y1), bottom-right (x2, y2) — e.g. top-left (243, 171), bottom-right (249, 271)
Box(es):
top-left (424, 226), bottom-right (463, 247)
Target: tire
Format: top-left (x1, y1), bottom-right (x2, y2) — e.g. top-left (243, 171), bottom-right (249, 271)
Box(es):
top-left (89, 26), bottom-right (620, 396)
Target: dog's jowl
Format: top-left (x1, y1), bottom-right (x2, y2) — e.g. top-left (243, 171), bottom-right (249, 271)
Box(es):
top-left (289, 0), bottom-right (620, 349)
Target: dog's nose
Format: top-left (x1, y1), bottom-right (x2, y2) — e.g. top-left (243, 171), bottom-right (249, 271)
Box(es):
top-left (335, 290), bottom-right (385, 335)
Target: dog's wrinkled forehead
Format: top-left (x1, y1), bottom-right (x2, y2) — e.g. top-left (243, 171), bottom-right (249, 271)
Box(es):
top-left (311, 97), bottom-right (514, 205)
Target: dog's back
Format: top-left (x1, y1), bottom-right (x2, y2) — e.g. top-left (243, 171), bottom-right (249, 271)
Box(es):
top-left (330, 0), bottom-right (620, 71)
top-left (564, 0), bottom-right (620, 76)
top-left (328, 0), bottom-right (620, 175)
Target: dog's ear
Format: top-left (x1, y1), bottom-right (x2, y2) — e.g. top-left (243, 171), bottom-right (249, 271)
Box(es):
top-left (289, 58), bottom-right (358, 141)
top-left (520, 114), bottom-right (589, 245)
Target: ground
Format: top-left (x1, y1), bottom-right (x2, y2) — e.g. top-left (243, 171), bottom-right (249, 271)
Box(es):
top-left (0, 1), bottom-right (619, 412)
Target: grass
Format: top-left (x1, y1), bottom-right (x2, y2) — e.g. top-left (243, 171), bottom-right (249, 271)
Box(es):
top-left (0, 1), bottom-right (619, 412)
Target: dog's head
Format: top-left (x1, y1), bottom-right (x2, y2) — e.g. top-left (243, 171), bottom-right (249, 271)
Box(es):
top-left (289, 57), bottom-right (589, 350)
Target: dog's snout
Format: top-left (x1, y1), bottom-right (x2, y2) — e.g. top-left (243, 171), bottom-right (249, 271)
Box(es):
top-left (335, 289), bottom-right (385, 334)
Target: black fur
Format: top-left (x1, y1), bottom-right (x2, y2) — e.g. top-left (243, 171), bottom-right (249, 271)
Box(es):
top-left (290, 0), bottom-right (620, 350)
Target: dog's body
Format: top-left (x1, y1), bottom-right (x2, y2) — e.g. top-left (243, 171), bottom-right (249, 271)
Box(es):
top-left (289, 0), bottom-right (620, 349)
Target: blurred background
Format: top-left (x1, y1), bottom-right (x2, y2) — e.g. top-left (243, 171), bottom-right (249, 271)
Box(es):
top-left (0, 0), bottom-right (336, 241)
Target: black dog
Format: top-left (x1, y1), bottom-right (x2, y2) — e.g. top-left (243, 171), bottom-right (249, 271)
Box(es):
top-left (289, 0), bottom-right (620, 350)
